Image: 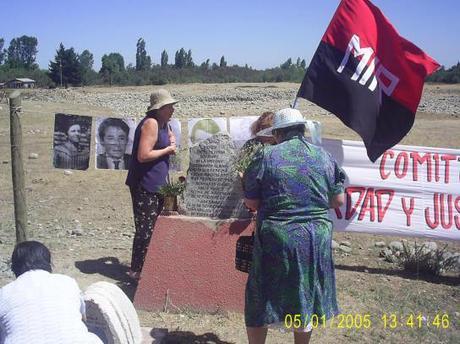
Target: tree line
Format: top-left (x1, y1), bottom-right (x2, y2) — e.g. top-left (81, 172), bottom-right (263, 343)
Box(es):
top-left (0, 35), bottom-right (458, 87)
top-left (426, 62), bottom-right (460, 83)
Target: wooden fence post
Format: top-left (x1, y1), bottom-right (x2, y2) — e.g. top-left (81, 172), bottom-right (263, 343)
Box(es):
top-left (9, 90), bottom-right (28, 243)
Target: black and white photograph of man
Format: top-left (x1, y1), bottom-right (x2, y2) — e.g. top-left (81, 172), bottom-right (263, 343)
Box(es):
top-left (95, 117), bottom-right (135, 170)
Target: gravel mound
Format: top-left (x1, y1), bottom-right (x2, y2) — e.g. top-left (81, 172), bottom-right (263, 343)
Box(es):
top-left (24, 83), bottom-right (459, 118)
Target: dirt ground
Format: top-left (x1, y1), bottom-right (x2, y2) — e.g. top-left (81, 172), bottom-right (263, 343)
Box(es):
top-left (0, 83), bottom-right (459, 343)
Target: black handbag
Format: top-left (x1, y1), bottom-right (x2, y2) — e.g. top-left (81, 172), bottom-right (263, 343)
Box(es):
top-left (235, 233), bottom-right (254, 273)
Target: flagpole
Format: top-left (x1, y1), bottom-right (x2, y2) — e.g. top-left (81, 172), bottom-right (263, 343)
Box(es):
top-left (291, 97), bottom-right (299, 109)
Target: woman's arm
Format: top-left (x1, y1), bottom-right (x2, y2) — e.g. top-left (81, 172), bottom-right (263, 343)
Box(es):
top-left (137, 118), bottom-right (176, 163)
top-left (244, 198), bottom-right (260, 211)
top-left (328, 157), bottom-right (346, 209)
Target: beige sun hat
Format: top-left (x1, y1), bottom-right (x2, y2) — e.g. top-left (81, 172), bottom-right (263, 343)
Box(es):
top-left (256, 108), bottom-right (307, 136)
top-left (146, 89), bottom-right (178, 114)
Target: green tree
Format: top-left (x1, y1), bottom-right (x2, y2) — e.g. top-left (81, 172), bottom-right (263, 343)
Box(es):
top-left (48, 43), bottom-right (82, 87)
top-left (174, 48), bottom-right (186, 68)
top-left (280, 58), bottom-right (292, 69)
top-left (0, 38), bottom-right (5, 64)
top-left (136, 38), bottom-right (151, 71)
top-left (200, 58), bottom-right (210, 70)
top-left (161, 50), bottom-right (168, 67)
top-left (219, 56), bottom-right (227, 67)
top-left (79, 49), bottom-right (94, 71)
top-left (6, 35), bottom-right (38, 69)
top-left (427, 62), bottom-right (460, 83)
top-left (111, 53), bottom-right (125, 71)
top-left (300, 59), bottom-right (306, 69)
top-left (100, 53), bottom-right (125, 85)
top-left (186, 49), bottom-right (194, 67)
top-left (79, 49), bottom-right (97, 85)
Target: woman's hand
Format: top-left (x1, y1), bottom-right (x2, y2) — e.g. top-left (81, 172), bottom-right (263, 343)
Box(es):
top-left (244, 198), bottom-right (260, 211)
top-left (167, 142), bottom-right (177, 155)
top-left (329, 193), bottom-right (344, 209)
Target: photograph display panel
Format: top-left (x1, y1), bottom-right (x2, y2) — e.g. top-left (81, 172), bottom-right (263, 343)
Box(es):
top-left (53, 113), bottom-right (92, 170)
top-left (95, 117), bottom-right (136, 170)
top-left (228, 116), bottom-right (258, 148)
top-left (187, 118), bottom-right (227, 146)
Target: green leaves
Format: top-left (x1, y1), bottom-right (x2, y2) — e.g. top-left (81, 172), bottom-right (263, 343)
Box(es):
top-left (158, 180), bottom-right (186, 196)
top-left (234, 140), bottom-right (263, 174)
top-left (136, 38), bottom-right (151, 71)
top-left (100, 53), bottom-right (125, 85)
top-left (6, 35), bottom-right (38, 69)
top-left (48, 43), bottom-right (82, 87)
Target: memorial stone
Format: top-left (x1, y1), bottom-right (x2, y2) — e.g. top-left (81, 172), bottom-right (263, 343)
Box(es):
top-left (183, 133), bottom-right (250, 218)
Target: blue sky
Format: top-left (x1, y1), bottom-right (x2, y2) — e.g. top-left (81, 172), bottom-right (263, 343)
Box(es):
top-left (2, 0), bottom-right (459, 70)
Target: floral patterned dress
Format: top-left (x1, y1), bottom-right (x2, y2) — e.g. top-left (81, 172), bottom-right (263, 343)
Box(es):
top-left (243, 133), bottom-right (346, 327)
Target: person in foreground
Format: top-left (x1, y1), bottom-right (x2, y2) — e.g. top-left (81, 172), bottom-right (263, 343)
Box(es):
top-left (0, 241), bottom-right (102, 344)
top-left (243, 108), bottom-right (346, 344)
top-left (125, 89), bottom-right (177, 280)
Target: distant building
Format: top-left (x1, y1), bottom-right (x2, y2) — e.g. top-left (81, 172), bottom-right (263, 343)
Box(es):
top-left (6, 78), bottom-right (36, 89)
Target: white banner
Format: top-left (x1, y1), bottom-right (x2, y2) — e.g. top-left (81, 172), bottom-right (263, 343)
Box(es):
top-left (229, 116), bottom-right (258, 148)
top-left (321, 139), bottom-right (460, 240)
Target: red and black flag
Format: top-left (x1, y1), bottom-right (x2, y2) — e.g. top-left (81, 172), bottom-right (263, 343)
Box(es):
top-left (297, 0), bottom-right (439, 162)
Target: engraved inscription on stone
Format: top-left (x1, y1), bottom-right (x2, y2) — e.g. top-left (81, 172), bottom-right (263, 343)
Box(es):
top-left (184, 133), bottom-right (250, 219)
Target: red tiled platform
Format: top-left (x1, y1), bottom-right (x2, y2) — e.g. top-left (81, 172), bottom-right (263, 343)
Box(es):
top-left (134, 216), bottom-right (254, 312)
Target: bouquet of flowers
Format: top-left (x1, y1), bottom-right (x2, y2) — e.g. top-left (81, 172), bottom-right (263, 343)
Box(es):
top-left (234, 140), bottom-right (263, 176)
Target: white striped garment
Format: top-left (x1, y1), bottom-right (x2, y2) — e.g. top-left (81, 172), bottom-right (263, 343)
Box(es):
top-left (0, 270), bottom-right (102, 344)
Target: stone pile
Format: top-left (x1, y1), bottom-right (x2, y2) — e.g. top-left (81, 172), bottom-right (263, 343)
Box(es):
top-left (379, 240), bottom-right (460, 268)
top-left (25, 84), bottom-right (460, 118)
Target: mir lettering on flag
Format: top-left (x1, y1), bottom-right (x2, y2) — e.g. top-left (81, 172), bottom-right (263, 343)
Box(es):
top-left (297, 0), bottom-right (440, 162)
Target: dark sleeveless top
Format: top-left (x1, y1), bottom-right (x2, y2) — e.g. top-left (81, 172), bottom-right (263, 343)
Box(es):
top-left (125, 116), bottom-right (170, 193)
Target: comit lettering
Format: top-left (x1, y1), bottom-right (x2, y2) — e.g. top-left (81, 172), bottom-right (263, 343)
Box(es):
top-left (337, 34), bottom-right (399, 97)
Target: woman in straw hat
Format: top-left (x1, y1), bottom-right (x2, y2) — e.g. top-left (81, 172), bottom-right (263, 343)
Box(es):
top-left (125, 89), bottom-right (178, 280)
top-left (242, 108), bottom-right (346, 344)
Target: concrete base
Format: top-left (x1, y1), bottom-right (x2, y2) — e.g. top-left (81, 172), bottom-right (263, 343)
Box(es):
top-left (134, 216), bottom-right (255, 313)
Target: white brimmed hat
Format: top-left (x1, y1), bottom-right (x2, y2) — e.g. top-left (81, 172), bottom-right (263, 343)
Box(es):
top-left (146, 89), bottom-right (178, 114)
top-left (256, 108), bottom-right (307, 137)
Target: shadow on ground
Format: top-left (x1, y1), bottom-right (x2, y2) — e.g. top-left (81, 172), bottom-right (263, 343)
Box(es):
top-left (157, 329), bottom-right (234, 344)
top-left (74, 257), bottom-right (137, 299)
top-left (335, 264), bottom-right (460, 286)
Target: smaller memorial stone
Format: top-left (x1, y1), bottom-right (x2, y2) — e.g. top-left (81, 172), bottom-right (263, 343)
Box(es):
top-left (84, 281), bottom-right (142, 344)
